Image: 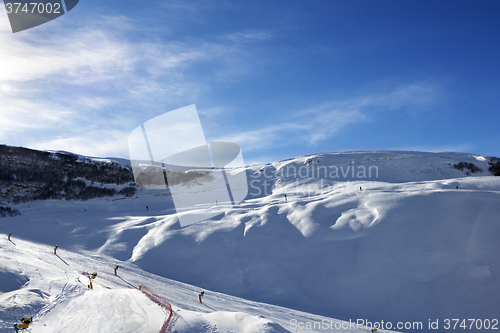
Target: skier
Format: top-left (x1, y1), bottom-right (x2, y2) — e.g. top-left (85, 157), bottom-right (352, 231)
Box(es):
top-left (146, 206), bottom-right (149, 211)
top-left (54, 245), bottom-right (58, 255)
top-left (114, 265), bottom-right (119, 276)
top-left (8, 232), bottom-right (11, 241)
top-left (199, 291), bottom-right (204, 303)
top-left (14, 324), bottom-right (18, 333)
top-left (360, 186), bottom-right (362, 191)
top-left (284, 194), bottom-right (287, 202)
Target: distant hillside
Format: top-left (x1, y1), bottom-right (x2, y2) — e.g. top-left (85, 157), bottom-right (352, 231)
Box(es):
top-left (0, 145), bottom-right (137, 207)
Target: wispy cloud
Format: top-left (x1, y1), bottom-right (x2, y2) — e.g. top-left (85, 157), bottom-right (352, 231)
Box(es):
top-left (214, 108), bottom-right (365, 151)
top-left (225, 30), bottom-right (273, 42)
top-left (29, 129), bottom-right (131, 158)
top-left (0, 4), bottom-right (447, 161)
top-left (213, 81), bottom-right (443, 152)
top-left (0, 14), bottom-right (271, 157)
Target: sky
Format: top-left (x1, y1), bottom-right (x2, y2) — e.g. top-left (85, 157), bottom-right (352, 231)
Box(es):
top-left (1, 0), bottom-right (499, 165)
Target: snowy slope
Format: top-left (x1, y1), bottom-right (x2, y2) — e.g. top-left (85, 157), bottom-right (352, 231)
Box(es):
top-left (1, 150), bottom-right (499, 332)
top-left (32, 289), bottom-right (166, 333)
top-left (0, 236), bottom-right (394, 333)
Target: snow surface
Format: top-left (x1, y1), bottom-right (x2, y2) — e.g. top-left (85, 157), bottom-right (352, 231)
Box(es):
top-left (0, 236), bottom-right (389, 333)
top-left (1, 150), bottom-right (500, 332)
top-left (32, 289), bottom-right (165, 333)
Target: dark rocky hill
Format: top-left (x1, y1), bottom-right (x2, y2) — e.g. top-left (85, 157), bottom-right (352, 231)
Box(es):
top-left (0, 145), bottom-right (137, 216)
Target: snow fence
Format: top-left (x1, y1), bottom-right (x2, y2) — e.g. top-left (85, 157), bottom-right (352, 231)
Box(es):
top-left (139, 285), bottom-right (173, 333)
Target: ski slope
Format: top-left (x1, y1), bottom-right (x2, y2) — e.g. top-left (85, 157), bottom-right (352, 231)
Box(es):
top-left (0, 236), bottom-right (392, 333)
top-left (32, 289), bottom-right (166, 333)
top-left (1, 150), bottom-right (500, 332)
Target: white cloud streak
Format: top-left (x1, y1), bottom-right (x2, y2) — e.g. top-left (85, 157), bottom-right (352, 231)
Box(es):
top-left (0, 9), bottom-right (444, 160)
top-left (0, 15), bottom-right (269, 157)
top-left (214, 81), bottom-right (442, 152)
top-left (225, 30), bottom-right (273, 42)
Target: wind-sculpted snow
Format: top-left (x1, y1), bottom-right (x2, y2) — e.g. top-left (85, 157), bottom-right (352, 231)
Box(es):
top-left (1, 150), bottom-right (499, 332)
top-left (0, 269), bottom-right (28, 293)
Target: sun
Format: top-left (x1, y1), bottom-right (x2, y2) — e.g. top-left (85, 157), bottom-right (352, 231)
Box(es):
top-left (0, 84), bottom-right (11, 93)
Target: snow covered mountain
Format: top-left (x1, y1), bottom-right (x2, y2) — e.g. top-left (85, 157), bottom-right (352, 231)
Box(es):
top-left (1, 148), bottom-right (499, 332)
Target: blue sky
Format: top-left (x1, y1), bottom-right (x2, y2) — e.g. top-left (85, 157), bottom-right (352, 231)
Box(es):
top-left (1, 0), bottom-right (499, 164)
